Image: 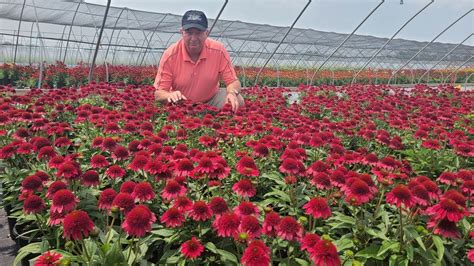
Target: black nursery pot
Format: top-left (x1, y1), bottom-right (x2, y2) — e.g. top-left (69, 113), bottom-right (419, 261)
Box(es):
top-left (4, 203), bottom-right (17, 240)
top-left (12, 223), bottom-right (42, 266)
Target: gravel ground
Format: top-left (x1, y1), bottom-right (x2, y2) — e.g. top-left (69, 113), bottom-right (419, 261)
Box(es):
top-left (0, 208), bottom-right (16, 266)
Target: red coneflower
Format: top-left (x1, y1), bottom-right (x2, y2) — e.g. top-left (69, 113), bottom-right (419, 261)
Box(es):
top-left (199, 135), bottom-right (217, 147)
top-left (437, 172), bottom-right (457, 186)
top-left (344, 179), bottom-right (374, 206)
top-left (232, 179), bottom-right (256, 198)
top-left (426, 198), bottom-right (468, 222)
top-left (209, 161), bottom-right (231, 180)
top-left (128, 154), bottom-right (149, 171)
top-left (35, 251), bottom-right (62, 265)
top-left (48, 155), bottom-right (65, 169)
top-left (120, 181), bottom-right (137, 194)
top-left (98, 188), bottom-right (117, 211)
top-left (253, 143), bottom-right (269, 158)
top-left (209, 197), bottom-right (229, 216)
top-left (180, 237), bottom-right (205, 259)
top-left (279, 158), bottom-right (305, 176)
top-left (212, 212), bottom-right (240, 237)
top-left (262, 211), bottom-right (280, 237)
top-left (51, 189), bottom-right (79, 214)
top-left (173, 158), bottom-right (195, 178)
top-left (234, 201), bottom-right (260, 217)
top-left (90, 154), bottom-right (109, 168)
top-left (172, 196), bottom-right (193, 212)
top-left (193, 156), bottom-right (216, 176)
top-left (277, 216), bottom-right (303, 241)
top-left (21, 174), bottom-right (43, 193)
top-left (122, 205), bottom-right (156, 237)
top-left (112, 145), bottom-right (129, 161)
top-left (236, 156), bottom-right (259, 177)
top-left (46, 181), bottom-right (68, 199)
top-left (132, 182), bottom-right (155, 202)
top-left (309, 239), bottom-right (341, 266)
top-left (34, 170), bottom-right (50, 182)
top-left (112, 192), bottom-right (135, 214)
top-left (310, 172), bottom-right (331, 190)
top-left (422, 139), bottom-right (441, 150)
top-left (162, 179), bottom-right (187, 200)
top-left (81, 170), bottom-right (100, 187)
top-left (241, 240), bottom-right (270, 266)
top-left (160, 207), bottom-right (186, 228)
top-left (461, 180), bottom-right (474, 196)
top-left (239, 215), bottom-right (262, 239)
top-left (48, 210), bottom-right (66, 226)
top-left (468, 249), bottom-right (474, 263)
top-left (377, 156), bottom-right (399, 171)
top-left (23, 195), bottom-right (45, 214)
top-left (300, 233), bottom-right (321, 252)
top-left (386, 184), bottom-right (416, 208)
top-left (188, 201), bottom-right (212, 222)
top-left (443, 189), bottom-right (466, 206)
top-left (17, 142), bottom-right (34, 155)
top-left (421, 179), bottom-right (440, 200)
top-left (102, 137), bottom-right (117, 151)
top-left (303, 197), bottom-right (332, 219)
top-left (427, 218), bottom-right (460, 239)
top-left (105, 165), bottom-right (126, 179)
top-left (56, 161), bottom-right (81, 180)
top-left (63, 210), bottom-right (94, 240)
top-left (54, 137), bottom-right (72, 147)
top-left (410, 185), bottom-right (430, 206)
top-left (37, 146), bottom-right (57, 160)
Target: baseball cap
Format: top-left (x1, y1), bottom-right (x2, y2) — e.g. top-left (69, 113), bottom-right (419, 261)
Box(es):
top-left (182, 10), bottom-right (208, 31)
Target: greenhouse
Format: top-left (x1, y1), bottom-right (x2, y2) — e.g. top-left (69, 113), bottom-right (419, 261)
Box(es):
top-left (0, 0), bottom-right (473, 265)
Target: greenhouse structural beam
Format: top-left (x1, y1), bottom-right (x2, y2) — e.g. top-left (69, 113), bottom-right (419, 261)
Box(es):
top-left (309, 0), bottom-right (385, 85)
top-left (88, 0), bottom-right (111, 83)
top-left (138, 14), bottom-right (169, 66)
top-left (13, 0), bottom-right (27, 64)
top-left (418, 33), bottom-right (473, 83)
top-left (442, 55), bottom-right (473, 83)
top-left (351, 0), bottom-right (434, 85)
top-left (254, 0), bottom-right (312, 86)
top-left (388, 9), bottom-right (473, 85)
top-left (63, 1), bottom-right (82, 63)
top-left (209, 0), bottom-right (229, 35)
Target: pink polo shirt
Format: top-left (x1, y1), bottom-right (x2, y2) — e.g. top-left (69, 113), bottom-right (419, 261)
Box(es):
top-left (154, 38), bottom-right (238, 103)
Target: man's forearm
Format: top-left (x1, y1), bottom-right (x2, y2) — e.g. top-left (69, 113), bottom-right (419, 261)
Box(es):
top-left (155, 88), bottom-right (171, 102)
top-left (226, 80), bottom-right (241, 95)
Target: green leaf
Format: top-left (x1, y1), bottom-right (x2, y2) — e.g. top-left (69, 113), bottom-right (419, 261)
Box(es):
top-left (405, 244), bottom-right (414, 261)
top-left (217, 249), bottom-right (238, 264)
top-left (377, 241), bottom-right (399, 258)
top-left (432, 235), bottom-right (445, 262)
top-left (294, 258), bottom-right (311, 266)
top-left (264, 188), bottom-right (291, 203)
top-left (205, 242), bottom-right (218, 253)
top-left (14, 242), bottom-right (42, 266)
top-left (355, 244), bottom-right (381, 259)
top-left (152, 229), bottom-right (176, 237)
top-left (103, 242), bottom-right (126, 266)
top-left (333, 238), bottom-right (354, 251)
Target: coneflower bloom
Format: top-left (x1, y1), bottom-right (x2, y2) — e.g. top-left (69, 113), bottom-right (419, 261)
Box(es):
top-left (300, 233), bottom-right (321, 252)
top-left (212, 212), bottom-right (240, 237)
top-left (172, 196), bottom-right (193, 212)
top-left (232, 179), bottom-right (256, 198)
top-left (23, 195), bottom-right (45, 214)
top-left (21, 174), bottom-right (43, 193)
top-left (236, 156), bottom-right (259, 177)
top-left (132, 182), bottom-right (155, 202)
top-left (98, 188), bottom-right (117, 211)
top-left (386, 184), bottom-right (416, 208)
top-left (122, 205), bottom-right (156, 237)
top-left (426, 198), bottom-right (468, 222)
top-left (90, 154), bottom-right (109, 168)
top-left (241, 240), bottom-right (270, 266)
top-left (161, 207), bottom-right (186, 228)
top-left (180, 237), bottom-right (204, 259)
top-left (277, 216), bottom-right (302, 241)
top-left (105, 165), bottom-right (126, 179)
top-left (303, 197), bottom-right (332, 219)
top-left (309, 239), bottom-right (341, 266)
top-left (162, 179), bottom-right (187, 200)
top-left (234, 201), bottom-right (260, 217)
top-left (188, 201), bottom-right (212, 221)
top-left (262, 211), bottom-right (280, 237)
top-left (239, 215), bottom-right (262, 239)
top-left (81, 170), bottom-right (100, 187)
top-left (51, 189), bottom-right (79, 214)
top-left (63, 210), bottom-right (94, 240)
top-left (427, 218), bottom-right (460, 239)
top-left (112, 193), bottom-right (135, 214)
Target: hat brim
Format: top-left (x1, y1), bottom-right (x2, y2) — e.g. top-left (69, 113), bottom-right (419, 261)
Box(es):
top-left (182, 23), bottom-right (207, 31)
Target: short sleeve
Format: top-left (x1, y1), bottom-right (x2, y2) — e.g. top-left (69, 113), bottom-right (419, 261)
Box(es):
top-left (154, 55), bottom-right (173, 91)
top-left (218, 49), bottom-right (238, 86)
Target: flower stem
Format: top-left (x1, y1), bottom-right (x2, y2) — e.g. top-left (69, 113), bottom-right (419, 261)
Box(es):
top-left (398, 206), bottom-right (404, 254)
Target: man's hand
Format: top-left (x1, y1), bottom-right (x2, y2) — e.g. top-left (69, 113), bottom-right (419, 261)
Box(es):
top-left (167, 91), bottom-right (187, 103)
top-left (225, 92), bottom-right (240, 112)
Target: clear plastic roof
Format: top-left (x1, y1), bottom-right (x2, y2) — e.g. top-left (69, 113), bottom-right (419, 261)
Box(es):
top-left (0, 0), bottom-right (472, 70)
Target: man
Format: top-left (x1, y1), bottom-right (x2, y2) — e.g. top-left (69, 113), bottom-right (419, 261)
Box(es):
top-left (154, 10), bottom-right (244, 112)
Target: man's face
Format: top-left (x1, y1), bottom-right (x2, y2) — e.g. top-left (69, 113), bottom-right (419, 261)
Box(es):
top-left (181, 28), bottom-right (208, 55)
